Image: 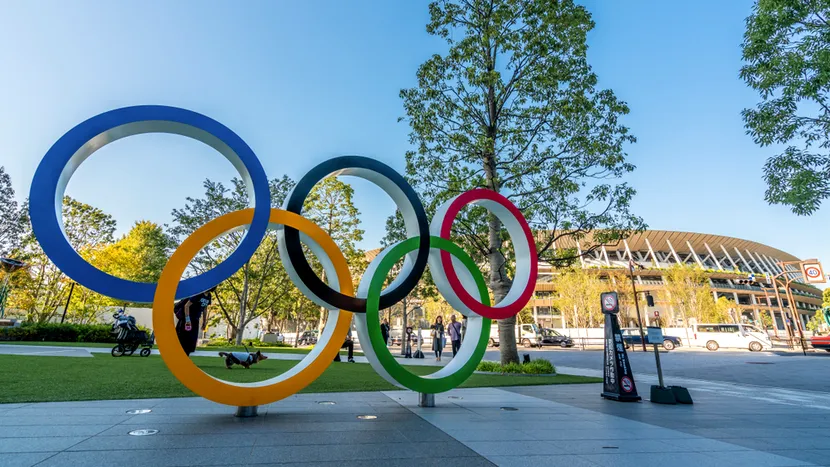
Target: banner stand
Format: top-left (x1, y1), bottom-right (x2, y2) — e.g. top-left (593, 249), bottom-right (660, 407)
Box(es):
top-left (600, 292), bottom-right (641, 402)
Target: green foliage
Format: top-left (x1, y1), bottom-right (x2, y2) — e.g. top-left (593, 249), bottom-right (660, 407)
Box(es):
top-left (741, 0), bottom-right (830, 214)
top-left (204, 337), bottom-right (292, 348)
top-left (0, 166), bottom-right (24, 256)
top-left (0, 322), bottom-right (115, 343)
top-left (399, 0), bottom-right (644, 364)
top-left (168, 176), bottom-right (299, 343)
top-left (476, 358), bottom-right (555, 375)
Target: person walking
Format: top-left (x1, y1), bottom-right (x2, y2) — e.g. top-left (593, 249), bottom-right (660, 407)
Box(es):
top-left (381, 319), bottom-right (390, 346)
top-left (431, 315), bottom-right (445, 361)
top-left (174, 286), bottom-right (215, 356)
top-left (448, 314), bottom-right (463, 357)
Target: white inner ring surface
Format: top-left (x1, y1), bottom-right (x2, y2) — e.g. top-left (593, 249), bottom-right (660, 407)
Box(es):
top-left (428, 196), bottom-right (532, 318)
top-left (56, 121), bottom-right (255, 255)
top-left (278, 166), bottom-right (421, 309)
top-left (354, 241), bottom-right (485, 390)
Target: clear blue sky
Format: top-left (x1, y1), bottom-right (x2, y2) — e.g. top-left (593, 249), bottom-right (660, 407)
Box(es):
top-left (1, 1), bottom-right (828, 270)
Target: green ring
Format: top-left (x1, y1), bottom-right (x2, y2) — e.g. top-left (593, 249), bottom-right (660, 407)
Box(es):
top-left (365, 235), bottom-right (491, 393)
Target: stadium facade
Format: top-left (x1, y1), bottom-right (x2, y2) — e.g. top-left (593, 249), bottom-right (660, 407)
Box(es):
top-left (531, 230), bottom-right (823, 334)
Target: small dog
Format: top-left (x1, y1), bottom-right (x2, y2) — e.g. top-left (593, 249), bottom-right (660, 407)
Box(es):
top-left (218, 351), bottom-right (268, 369)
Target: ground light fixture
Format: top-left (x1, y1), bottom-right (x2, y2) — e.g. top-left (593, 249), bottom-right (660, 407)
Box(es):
top-left (357, 415), bottom-right (378, 420)
top-left (317, 401), bottom-right (336, 405)
top-left (500, 407), bottom-right (519, 411)
top-left (128, 429), bottom-right (158, 436)
top-left (125, 409), bottom-right (152, 414)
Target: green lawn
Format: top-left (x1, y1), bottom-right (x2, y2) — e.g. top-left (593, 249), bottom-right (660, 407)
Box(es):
top-left (0, 354), bottom-right (600, 403)
top-left (0, 341), bottom-right (364, 356)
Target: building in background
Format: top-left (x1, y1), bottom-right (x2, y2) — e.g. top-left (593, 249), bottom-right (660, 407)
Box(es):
top-left (532, 230), bottom-right (823, 333)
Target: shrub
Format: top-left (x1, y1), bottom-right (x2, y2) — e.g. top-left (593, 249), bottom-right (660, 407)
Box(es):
top-left (203, 337), bottom-right (292, 349)
top-left (476, 358), bottom-right (555, 375)
top-left (0, 322), bottom-right (116, 343)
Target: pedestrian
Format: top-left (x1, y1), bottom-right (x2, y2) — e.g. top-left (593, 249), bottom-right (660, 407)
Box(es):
top-left (381, 318), bottom-right (390, 346)
top-left (431, 315), bottom-right (445, 361)
top-left (334, 326), bottom-right (356, 363)
top-left (174, 286), bottom-right (215, 356)
top-left (448, 314), bottom-right (463, 357)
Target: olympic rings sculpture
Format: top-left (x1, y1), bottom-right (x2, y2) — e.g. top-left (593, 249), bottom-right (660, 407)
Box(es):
top-left (29, 105), bottom-right (538, 407)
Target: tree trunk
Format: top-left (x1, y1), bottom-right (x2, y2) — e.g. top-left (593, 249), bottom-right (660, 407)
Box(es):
top-left (401, 299), bottom-right (408, 356)
top-left (294, 316), bottom-right (302, 348)
top-left (235, 263), bottom-right (250, 345)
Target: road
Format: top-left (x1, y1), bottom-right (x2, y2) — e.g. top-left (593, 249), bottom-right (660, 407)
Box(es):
top-left (485, 347), bottom-right (830, 393)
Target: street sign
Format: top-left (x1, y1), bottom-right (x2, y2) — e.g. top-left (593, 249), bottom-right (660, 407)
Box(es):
top-left (653, 310), bottom-right (660, 320)
top-left (647, 326), bottom-right (663, 345)
top-left (801, 261), bottom-right (826, 284)
top-left (620, 376), bottom-right (633, 393)
top-left (601, 292), bottom-right (619, 314)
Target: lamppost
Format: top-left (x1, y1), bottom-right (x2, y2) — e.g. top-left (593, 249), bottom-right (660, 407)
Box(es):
top-left (628, 259), bottom-right (647, 352)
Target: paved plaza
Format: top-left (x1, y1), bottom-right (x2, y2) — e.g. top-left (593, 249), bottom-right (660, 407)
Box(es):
top-left (2, 377), bottom-right (829, 467)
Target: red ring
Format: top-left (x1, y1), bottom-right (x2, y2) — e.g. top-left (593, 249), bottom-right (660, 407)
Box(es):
top-left (438, 189), bottom-right (538, 320)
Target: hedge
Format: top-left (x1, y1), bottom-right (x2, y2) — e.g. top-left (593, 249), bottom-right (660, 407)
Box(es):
top-left (476, 358), bottom-right (555, 375)
top-left (0, 323), bottom-right (117, 343)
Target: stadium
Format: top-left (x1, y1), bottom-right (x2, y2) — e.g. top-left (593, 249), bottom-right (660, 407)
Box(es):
top-left (531, 230), bottom-right (823, 335)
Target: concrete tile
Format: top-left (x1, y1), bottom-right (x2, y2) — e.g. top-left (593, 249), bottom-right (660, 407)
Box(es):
top-left (582, 452), bottom-right (725, 467)
top-left (0, 425), bottom-right (113, 438)
top-left (0, 437), bottom-right (87, 453)
top-left (461, 441), bottom-right (563, 456)
top-left (253, 430), bottom-right (410, 446)
top-left (37, 447), bottom-right (253, 467)
top-left (553, 439), bottom-right (684, 455)
top-left (662, 437), bottom-right (754, 452)
top-left (0, 415), bottom-right (131, 426)
top-left (488, 454), bottom-right (598, 467)
top-left (223, 459), bottom-right (495, 467)
top-left (765, 449), bottom-right (830, 466)
top-left (0, 452), bottom-right (57, 467)
top-left (68, 433), bottom-right (256, 451)
top-left (249, 442), bottom-right (478, 463)
top-left (704, 450), bottom-right (818, 467)
top-left (441, 428), bottom-right (530, 442)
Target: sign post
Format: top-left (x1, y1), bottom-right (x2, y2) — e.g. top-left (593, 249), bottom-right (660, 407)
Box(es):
top-left (600, 292), bottom-right (641, 402)
top-left (647, 326), bottom-right (693, 405)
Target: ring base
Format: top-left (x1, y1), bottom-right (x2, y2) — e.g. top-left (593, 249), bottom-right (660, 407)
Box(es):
top-left (235, 406), bottom-right (258, 418)
top-left (418, 393), bottom-right (435, 407)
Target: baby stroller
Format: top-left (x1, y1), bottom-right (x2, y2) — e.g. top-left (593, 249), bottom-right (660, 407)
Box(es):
top-left (111, 309), bottom-right (154, 357)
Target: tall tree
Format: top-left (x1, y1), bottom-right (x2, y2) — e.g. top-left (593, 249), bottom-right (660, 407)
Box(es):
top-left (662, 265), bottom-right (733, 326)
top-left (168, 177), bottom-right (296, 344)
top-left (302, 177), bottom-right (365, 332)
top-left (741, 0), bottom-right (830, 214)
top-left (549, 267), bottom-right (604, 347)
top-left (0, 166), bottom-right (24, 257)
top-left (401, 0), bottom-right (644, 363)
top-left (96, 221), bottom-right (174, 284)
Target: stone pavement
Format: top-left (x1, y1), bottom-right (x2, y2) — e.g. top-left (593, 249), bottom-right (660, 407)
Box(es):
top-left (2, 381), bottom-right (829, 467)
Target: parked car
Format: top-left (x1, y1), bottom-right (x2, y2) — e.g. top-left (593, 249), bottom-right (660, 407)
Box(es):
top-left (296, 330), bottom-right (318, 346)
top-left (810, 334), bottom-right (830, 352)
top-left (690, 323), bottom-right (772, 351)
top-left (621, 328), bottom-right (682, 351)
top-left (537, 328), bottom-right (574, 348)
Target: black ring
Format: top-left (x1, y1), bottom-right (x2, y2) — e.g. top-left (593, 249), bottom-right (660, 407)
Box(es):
top-left (282, 156), bottom-right (430, 313)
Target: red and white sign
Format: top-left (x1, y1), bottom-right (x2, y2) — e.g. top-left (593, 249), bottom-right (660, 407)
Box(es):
top-left (653, 310), bottom-right (660, 319)
top-left (801, 261), bottom-right (826, 284)
top-left (603, 294), bottom-right (617, 312)
top-left (620, 376), bottom-right (633, 393)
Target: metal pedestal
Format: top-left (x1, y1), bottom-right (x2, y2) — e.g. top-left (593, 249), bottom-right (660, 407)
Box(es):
top-left (418, 393), bottom-right (434, 407)
top-left (235, 406), bottom-right (258, 418)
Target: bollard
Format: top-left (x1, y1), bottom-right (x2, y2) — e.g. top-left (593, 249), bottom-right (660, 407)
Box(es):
top-left (418, 393), bottom-right (435, 407)
top-left (235, 406), bottom-right (258, 418)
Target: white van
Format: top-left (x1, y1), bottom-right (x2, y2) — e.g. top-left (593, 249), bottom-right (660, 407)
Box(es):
top-left (489, 323), bottom-right (540, 348)
top-left (691, 323), bottom-right (772, 352)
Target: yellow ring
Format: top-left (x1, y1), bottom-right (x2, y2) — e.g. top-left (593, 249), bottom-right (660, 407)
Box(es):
top-left (152, 208), bottom-right (353, 406)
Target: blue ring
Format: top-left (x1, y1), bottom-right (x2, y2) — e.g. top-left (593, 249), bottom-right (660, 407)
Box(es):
top-left (29, 105), bottom-right (270, 303)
